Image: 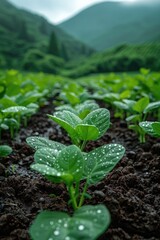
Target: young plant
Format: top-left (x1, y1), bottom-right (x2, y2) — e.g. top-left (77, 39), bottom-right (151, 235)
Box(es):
top-left (27, 136), bottom-right (125, 239)
top-left (48, 108), bottom-right (110, 150)
top-left (139, 121), bottom-right (160, 138)
top-left (26, 138), bottom-right (125, 208)
top-left (0, 145), bottom-right (12, 157)
top-left (125, 97), bottom-right (160, 143)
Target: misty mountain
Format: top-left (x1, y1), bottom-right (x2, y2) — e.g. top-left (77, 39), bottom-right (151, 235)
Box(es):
top-left (59, 1), bottom-right (160, 50)
top-left (0, 0), bottom-right (94, 69)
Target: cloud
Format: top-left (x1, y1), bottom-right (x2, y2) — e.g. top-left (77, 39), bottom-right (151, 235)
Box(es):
top-left (9, 0), bottom-right (114, 23)
top-left (8, 0), bottom-right (160, 23)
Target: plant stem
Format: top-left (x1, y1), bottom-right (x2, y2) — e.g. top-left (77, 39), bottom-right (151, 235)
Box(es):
top-left (69, 185), bottom-right (78, 210)
top-left (81, 140), bottom-right (87, 151)
top-left (78, 181), bottom-right (88, 208)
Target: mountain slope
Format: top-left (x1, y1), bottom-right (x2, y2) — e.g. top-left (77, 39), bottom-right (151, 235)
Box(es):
top-left (59, 2), bottom-right (160, 50)
top-left (62, 43), bottom-right (160, 78)
top-left (0, 0), bottom-right (94, 69)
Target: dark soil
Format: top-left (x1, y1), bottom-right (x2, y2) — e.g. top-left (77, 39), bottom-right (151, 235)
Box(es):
top-left (0, 100), bottom-right (160, 240)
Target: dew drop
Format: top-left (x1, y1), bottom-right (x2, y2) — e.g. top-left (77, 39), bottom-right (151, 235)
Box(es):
top-left (78, 225), bottom-right (84, 231)
top-left (54, 230), bottom-right (60, 236)
top-left (65, 237), bottom-right (70, 240)
top-left (97, 209), bottom-right (102, 213)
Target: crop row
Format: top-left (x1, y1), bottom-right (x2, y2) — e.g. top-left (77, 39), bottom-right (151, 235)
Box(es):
top-left (1, 69), bottom-right (160, 239)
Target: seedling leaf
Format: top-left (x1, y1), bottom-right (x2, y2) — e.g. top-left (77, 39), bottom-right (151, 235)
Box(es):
top-left (84, 144), bottom-right (125, 184)
top-left (133, 97), bottom-right (149, 113)
top-left (26, 137), bottom-right (65, 151)
top-left (75, 124), bottom-right (99, 141)
top-left (56, 145), bottom-right (84, 183)
top-left (82, 108), bottom-right (110, 138)
top-left (29, 204), bottom-right (110, 240)
top-left (0, 145), bottom-right (12, 157)
top-left (144, 101), bottom-right (160, 114)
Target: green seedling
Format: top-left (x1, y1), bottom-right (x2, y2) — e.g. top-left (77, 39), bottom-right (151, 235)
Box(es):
top-left (139, 121), bottom-right (160, 138)
top-left (0, 145), bottom-right (12, 157)
top-left (58, 82), bottom-right (88, 106)
top-left (2, 106), bottom-right (28, 125)
top-left (113, 96), bottom-right (160, 143)
top-left (26, 137), bottom-right (125, 209)
top-left (126, 97), bottom-right (160, 142)
top-left (55, 100), bottom-right (99, 119)
top-left (48, 108), bottom-right (110, 150)
top-left (30, 204), bottom-right (110, 240)
top-left (27, 137), bottom-right (125, 240)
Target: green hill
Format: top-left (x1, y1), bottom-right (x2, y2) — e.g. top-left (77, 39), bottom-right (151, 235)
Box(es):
top-left (63, 43), bottom-right (160, 78)
top-left (0, 0), bottom-right (94, 71)
top-left (59, 1), bottom-right (160, 51)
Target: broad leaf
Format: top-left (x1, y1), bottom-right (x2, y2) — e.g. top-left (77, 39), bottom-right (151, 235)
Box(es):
top-left (29, 204), bottom-right (110, 240)
top-left (133, 97), bottom-right (149, 113)
top-left (75, 124), bottom-right (99, 141)
top-left (34, 147), bottom-right (58, 166)
top-left (113, 101), bottom-right (128, 110)
top-left (126, 114), bottom-right (140, 122)
top-left (31, 164), bottom-right (61, 178)
top-left (84, 144), bottom-right (125, 184)
top-left (0, 145), bottom-right (12, 157)
top-left (144, 101), bottom-right (160, 114)
top-left (139, 121), bottom-right (154, 136)
top-left (26, 137), bottom-right (65, 151)
top-left (82, 108), bottom-right (110, 138)
top-left (2, 106), bottom-right (28, 114)
top-left (48, 111), bottom-right (81, 144)
top-left (152, 122), bottom-right (160, 137)
top-left (56, 145), bottom-right (84, 183)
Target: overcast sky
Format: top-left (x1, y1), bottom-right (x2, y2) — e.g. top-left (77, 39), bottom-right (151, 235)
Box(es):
top-left (8, 0), bottom-right (159, 24)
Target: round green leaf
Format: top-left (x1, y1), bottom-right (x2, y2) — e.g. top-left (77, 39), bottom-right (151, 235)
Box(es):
top-left (82, 108), bottom-right (110, 138)
top-left (29, 204), bottom-right (110, 240)
top-left (34, 147), bottom-right (58, 166)
top-left (0, 145), bottom-right (12, 157)
top-left (133, 97), bottom-right (149, 113)
top-left (2, 106), bottom-right (28, 114)
top-left (139, 121), bottom-right (154, 136)
top-left (56, 145), bottom-right (84, 183)
top-left (26, 137), bottom-right (65, 151)
top-left (152, 122), bottom-right (160, 137)
top-left (75, 124), bottom-right (99, 141)
top-left (84, 144), bottom-right (125, 184)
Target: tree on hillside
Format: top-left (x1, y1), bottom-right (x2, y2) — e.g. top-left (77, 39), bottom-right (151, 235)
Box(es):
top-left (39, 19), bottom-right (48, 35)
top-left (18, 20), bottom-right (28, 40)
top-left (48, 31), bottom-right (60, 57)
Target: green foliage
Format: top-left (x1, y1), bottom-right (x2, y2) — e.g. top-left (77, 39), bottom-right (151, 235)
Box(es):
top-left (139, 121), bottom-right (160, 138)
top-left (27, 138), bottom-right (125, 209)
top-left (48, 31), bottom-right (60, 57)
top-left (48, 108), bottom-right (110, 149)
top-left (64, 44), bottom-right (160, 78)
top-left (0, 145), bottom-right (12, 157)
top-left (0, 0), bottom-right (94, 71)
top-left (124, 98), bottom-right (160, 142)
top-left (30, 205), bottom-right (110, 240)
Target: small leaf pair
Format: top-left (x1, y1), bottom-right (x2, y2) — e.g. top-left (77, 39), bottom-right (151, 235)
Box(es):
top-left (48, 108), bottom-right (110, 149)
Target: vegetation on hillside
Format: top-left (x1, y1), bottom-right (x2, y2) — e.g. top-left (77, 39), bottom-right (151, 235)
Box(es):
top-left (0, 0), bottom-right (94, 72)
top-left (62, 43), bottom-right (160, 78)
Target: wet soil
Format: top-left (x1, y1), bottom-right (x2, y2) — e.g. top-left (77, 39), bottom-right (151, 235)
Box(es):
top-left (0, 100), bottom-right (160, 240)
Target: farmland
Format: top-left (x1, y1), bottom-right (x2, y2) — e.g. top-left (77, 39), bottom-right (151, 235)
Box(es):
top-left (0, 69), bottom-right (160, 239)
